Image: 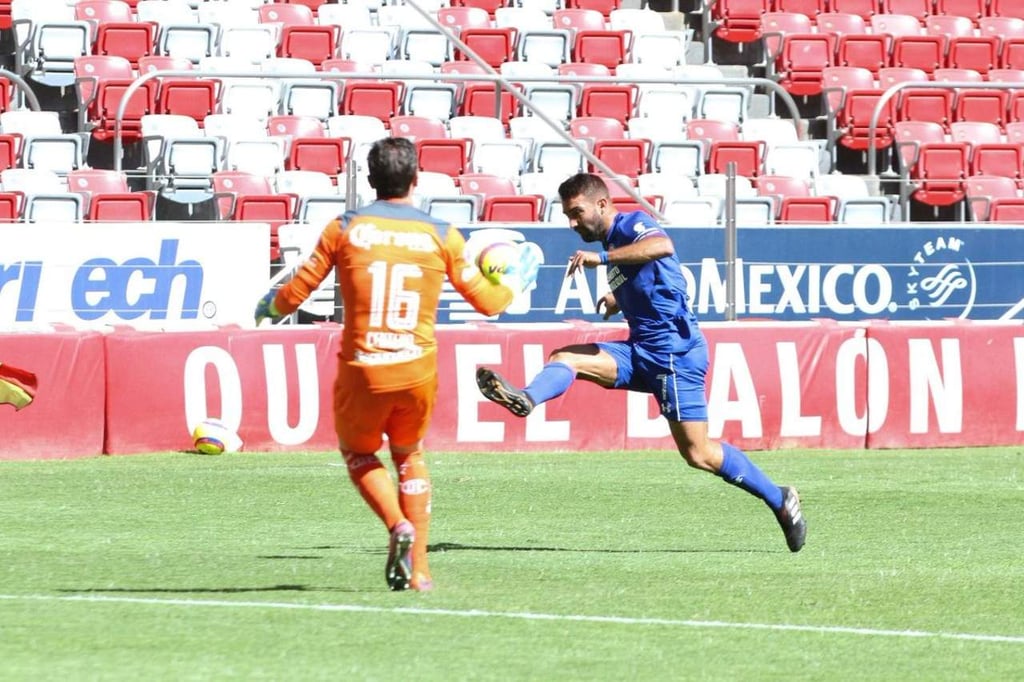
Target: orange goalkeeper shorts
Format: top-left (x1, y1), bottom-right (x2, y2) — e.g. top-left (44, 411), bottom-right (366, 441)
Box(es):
top-left (333, 370), bottom-right (438, 453)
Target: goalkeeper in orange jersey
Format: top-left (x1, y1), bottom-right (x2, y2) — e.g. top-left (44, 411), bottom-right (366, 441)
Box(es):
top-left (254, 137), bottom-right (538, 592)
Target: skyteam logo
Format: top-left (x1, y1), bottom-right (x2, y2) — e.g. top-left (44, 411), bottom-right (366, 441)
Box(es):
top-left (902, 235), bottom-right (976, 319)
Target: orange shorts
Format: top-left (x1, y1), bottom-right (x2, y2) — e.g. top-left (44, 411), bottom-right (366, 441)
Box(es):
top-left (333, 370), bottom-right (438, 454)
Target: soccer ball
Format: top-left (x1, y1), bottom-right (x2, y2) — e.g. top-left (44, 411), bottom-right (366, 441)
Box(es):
top-left (191, 419), bottom-right (242, 455)
top-left (476, 240), bottom-right (520, 285)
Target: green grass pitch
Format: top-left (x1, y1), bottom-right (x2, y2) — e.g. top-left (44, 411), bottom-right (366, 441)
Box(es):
top-left (1, 447), bottom-right (1023, 680)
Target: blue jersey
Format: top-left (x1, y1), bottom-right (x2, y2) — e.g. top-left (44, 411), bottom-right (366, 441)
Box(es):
top-left (604, 210), bottom-right (704, 354)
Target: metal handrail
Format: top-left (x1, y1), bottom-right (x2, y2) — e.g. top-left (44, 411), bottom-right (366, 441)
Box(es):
top-left (0, 68), bottom-right (42, 112)
top-left (866, 80), bottom-right (1023, 182)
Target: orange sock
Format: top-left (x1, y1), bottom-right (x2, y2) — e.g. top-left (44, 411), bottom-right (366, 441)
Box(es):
top-left (342, 451), bottom-right (405, 531)
top-left (394, 451), bottom-right (431, 578)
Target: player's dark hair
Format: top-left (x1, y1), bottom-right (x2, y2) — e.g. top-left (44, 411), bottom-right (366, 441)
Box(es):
top-left (557, 173), bottom-right (610, 203)
top-left (367, 137), bottom-right (418, 199)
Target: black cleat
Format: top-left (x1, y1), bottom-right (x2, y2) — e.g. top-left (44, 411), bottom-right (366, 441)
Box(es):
top-left (775, 486), bottom-right (806, 553)
top-left (476, 367), bottom-right (534, 417)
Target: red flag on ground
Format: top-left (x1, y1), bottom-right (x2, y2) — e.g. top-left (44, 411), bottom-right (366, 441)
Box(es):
top-left (0, 362), bottom-right (37, 410)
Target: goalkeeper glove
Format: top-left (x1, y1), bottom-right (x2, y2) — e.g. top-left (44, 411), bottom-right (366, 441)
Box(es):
top-left (498, 242), bottom-right (542, 294)
top-left (254, 290), bottom-right (281, 326)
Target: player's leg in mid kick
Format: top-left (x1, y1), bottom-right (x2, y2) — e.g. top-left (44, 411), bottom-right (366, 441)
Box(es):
top-left (476, 343), bottom-right (620, 417)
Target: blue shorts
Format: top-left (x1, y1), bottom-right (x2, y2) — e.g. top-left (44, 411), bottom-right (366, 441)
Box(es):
top-left (596, 338), bottom-right (709, 422)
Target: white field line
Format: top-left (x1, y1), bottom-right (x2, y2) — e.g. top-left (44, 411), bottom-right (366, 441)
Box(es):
top-left (2, 593), bottom-right (1023, 645)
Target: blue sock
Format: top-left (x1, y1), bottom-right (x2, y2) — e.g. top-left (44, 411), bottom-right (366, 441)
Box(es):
top-left (523, 362), bottom-right (576, 406)
top-left (718, 442), bottom-right (784, 511)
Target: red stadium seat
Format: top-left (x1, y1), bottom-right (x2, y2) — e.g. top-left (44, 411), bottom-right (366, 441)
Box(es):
top-left (836, 35), bottom-right (891, 78)
top-left (710, 0), bottom-right (771, 44)
top-left (988, 198), bottom-right (1024, 223)
top-left (988, 0), bottom-right (1024, 20)
top-left (894, 120), bottom-right (947, 171)
top-left (578, 84), bottom-right (637, 127)
top-left (779, 196), bottom-right (837, 223)
top-left (75, 0), bottom-right (133, 24)
top-left (86, 78), bottom-right (159, 143)
top-left (686, 119), bottom-right (741, 151)
top-left (278, 25), bottom-right (339, 66)
top-left (93, 22), bottom-right (157, 69)
top-left (0, 133), bottom-right (19, 172)
top-left (936, 0), bottom-right (986, 26)
top-left (459, 84), bottom-right (520, 127)
top-left (457, 173), bottom-right (517, 210)
top-left (1001, 39), bottom-right (1024, 71)
top-left (389, 115), bottom-right (448, 143)
top-left (456, 28), bottom-right (518, 68)
top-left (708, 140), bottom-right (765, 177)
top-left (979, 17), bottom-right (1024, 43)
top-left (816, 12), bottom-right (868, 36)
top-left (437, 6), bottom-right (492, 32)
top-left (553, 8), bottom-right (607, 33)
top-left (833, 89), bottom-right (897, 151)
top-left (925, 14), bottom-right (975, 40)
top-left (481, 194), bottom-right (544, 221)
top-left (830, 0), bottom-right (877, 20)
top-left (415, 137), bottom-right (473, 177)
top-left (933, 68), bottom-right (983, 83)
top-left (562, 0), bottom-right (622, 19)
top-left (773, 0), bottom-right (827, 19)
top-left (897, 88), bottom-right (955, 134)
top-left (570, 116), bottom-right (627, 143)
top-left (772, 33), bottom-right (836, 96)
top-left (87, 192), bottom-right (153, 221)
top-left (0, 191), bottom-right (22, 221)
top-left (589, 139), bottom-right (650, 178)
top-left (156, 79), bottom-right (220, 125)
top-left (891, 35), bottom-right (947, 76)
top-left (450, 0), bottom-right (506, 19)
top-left (572, 30), bottom-right (632, 73)
top-left (908, 142), bottom-right (970, 207)
top-left (881, 0), bottom-right (931, 23)
top-left (340, 81), bottom-right (403, 124)
top-left (68, 168), bottom-right (130, 196)
top-left (946, 37), bottom-right (998, 77)
top-left (965, 175), bottom-right (1020, 220)
top-left (235, 194), bottom-right (298, 262)
top-left (969, 144), bottom-right (1023, 182)
top-left (258, 2), bottom-right (315, 25)
top-left (73, 55), bottom-right (134, 119)
top-left (955, 89), bottom-right (1009, 130)
top-left (821, 66), bottom-right (876, 117)
top-left (755, 174), bottom-right (812, 202)
top-left (287, 137), bottom-right (350, 177)
top-left (268, 114), bottom-right (326, 139)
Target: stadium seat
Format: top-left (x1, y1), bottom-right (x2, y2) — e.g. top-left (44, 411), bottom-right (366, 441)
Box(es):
top-left (340, 82), bottom-right (403, 124)
top-left (966, 175), bottom-right (1021, 221)
top-left (87, 192), bottom-right (154, 221)
top-left (456, 28), bottom-right (518, 68)
top-left (481, 194), bottom-right (544, 221)
top-left (710, 0), bottom-right (770, 44)
top-left (459, 84), bottom-right (520, 128)
top-left (553, 8), bottom-right (606, 32)
top-left (771, 33), bottom-right (835, 97)
top-left (94, 22), bottom-right (158, 69)
top-left (589, 139), bottom-right (650, 178)
top-left (988, 199), bottom-right (1024, 223)
top-left (287, 137), bottom-right (350, 178)
top-left (21, 134), bottom-right (87, 174)
top-left (338, 29), bottom-right (395, 65)
top-left (937, 0), bottom-right (987, 26)
top-left (0, 134), bottom-right (20, 173)
top-left (816, 12), bottom-right (868, 37)
top-left (925, 14), bottom-right (975, 41)
top-left (969, 144), bottom-right (1023, 182)
top-left (906, 142), bottom-right (970, 207)
top-left (403, 83), bottom-right (459, 122)
top-left (830, 0), bottom-right (877, 20)
top-left (157, 79), bottom-right (220, 125)
top-left (571, 30), bottom-right (632, 73)
top-left (932, 68), bottom-right (983, 84)
top-left (876, 67), bottom-right (929, 90)
top-left (955, 90), bottom-right (1009, 131)
top-left (946, 37), bottom-right (998, 77)
top-left (708, 140), bottom-right (765, 177)
top-left (85, 79), bottom-right (160, 144)
top-left (158, 23), bottom-right (219, 65)
top-left (278, 26), bottom-right (340, 67)
top-left (778, 196), bottom-right (837, 223)
top-left (578, 84), bottom-right (638, 127)
top-left (74, 0), bottom-right (133, 24)
top-left (24, 193), bottom-right (84, 223)
top-left (836, 34), bottom-right (891, 77)
top-left (68, 168), bottom-right (131, 197)
top-left (457, 173), bottom-right (518, 210)
top-left (73, 56), bottom-right (135, 126)
top-left (949, 121), bottom-right (1002, 146)
top-left (0, 191), bottom-right (23, 221)
top-left (389, 116), bottom-right (448, 143)
top-left (416, 138), bottom-right (473, 178)
top-left (19, 20), bottom-right (93, 88)
top-left (755, 174), bottom-right (811, 206)
top-left (891, 35), bottom-right (947, 76)
top-left (829, 89), bottom-right (897, 152)
top-left (898, 88), bottom-right (955, 134)
top-left (881, 0), bottom-right (931, 23)
top-left (268, 115), bottom-right (326, 140)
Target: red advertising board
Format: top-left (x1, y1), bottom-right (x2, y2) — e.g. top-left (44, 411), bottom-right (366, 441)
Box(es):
top-left (2, 321), bottom-right (1023, 460)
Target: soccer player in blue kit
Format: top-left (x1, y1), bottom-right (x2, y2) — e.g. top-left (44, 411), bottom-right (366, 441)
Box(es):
top-left (476, 173), bottom-right (807, 552)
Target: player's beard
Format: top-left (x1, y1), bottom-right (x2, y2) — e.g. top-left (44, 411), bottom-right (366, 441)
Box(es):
top-left (574, 214), bottom-right (604, 243)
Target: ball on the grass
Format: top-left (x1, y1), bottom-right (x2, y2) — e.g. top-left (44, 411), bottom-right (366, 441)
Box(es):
top-left (476, 240), bottom-right (519, 285)
top-left (191, 419), bottom-right (240, 455)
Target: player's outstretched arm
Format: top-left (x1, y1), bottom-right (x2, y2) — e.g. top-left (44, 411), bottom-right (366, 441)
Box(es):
top-left (566, 235), bottom-right (675, 277)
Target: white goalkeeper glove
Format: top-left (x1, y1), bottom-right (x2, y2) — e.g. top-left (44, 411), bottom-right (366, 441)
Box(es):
top-left (496, 242), bottom-right (542, 294)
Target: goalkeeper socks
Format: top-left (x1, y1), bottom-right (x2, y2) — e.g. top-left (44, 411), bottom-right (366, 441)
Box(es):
top-left (717, 442), bottom-right (784, 511)
top-left (343, 452), bottom-right (405, 531)
top-left (523, 362), bottom-right (576, 406)
top-left (394, 451), bottom-right (432, 578)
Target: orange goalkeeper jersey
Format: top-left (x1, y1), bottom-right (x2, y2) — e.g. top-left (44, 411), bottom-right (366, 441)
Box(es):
top-left (273, 200), bottom-right (514, 392)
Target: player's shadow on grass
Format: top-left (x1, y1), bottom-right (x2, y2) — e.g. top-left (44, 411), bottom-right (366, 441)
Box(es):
top-left (427, 542), bottom-right (771, 554)
top-left (58, 585), bottom-right (360, 594)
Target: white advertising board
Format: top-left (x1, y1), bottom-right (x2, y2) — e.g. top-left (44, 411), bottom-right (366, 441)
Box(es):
top-left (0, 222), bottom-right (271, 329)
